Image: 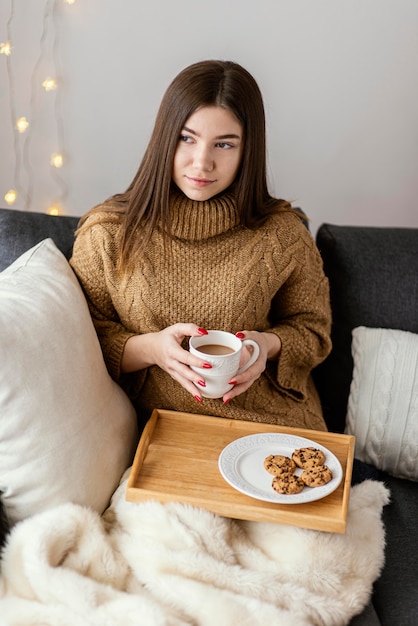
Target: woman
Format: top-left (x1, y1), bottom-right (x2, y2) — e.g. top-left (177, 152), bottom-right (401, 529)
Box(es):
top-left (70, 60), bottom-right (332, 431)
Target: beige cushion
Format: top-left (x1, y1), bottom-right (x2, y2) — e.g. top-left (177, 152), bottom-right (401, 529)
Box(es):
top-left (346, 326), bottom-right (418, 481)
top-left (0, 239), bottom-right (138, 524)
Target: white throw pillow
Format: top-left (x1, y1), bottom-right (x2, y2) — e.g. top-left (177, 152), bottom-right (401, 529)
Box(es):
top-left (0, 239), bottom-right (138, 524)
top-left (346, 326), bottom-right (418, 481)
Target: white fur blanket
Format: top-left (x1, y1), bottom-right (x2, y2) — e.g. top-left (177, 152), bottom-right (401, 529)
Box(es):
top-left (0, 476), bottom-right (389, 626)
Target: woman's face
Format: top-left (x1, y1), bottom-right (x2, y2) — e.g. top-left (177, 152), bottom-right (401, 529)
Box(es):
top-left (172, 106), bottom-right (243, 201)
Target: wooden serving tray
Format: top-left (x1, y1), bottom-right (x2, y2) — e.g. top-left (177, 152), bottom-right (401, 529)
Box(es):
top-left (126, 409), bottom-right (355, 533)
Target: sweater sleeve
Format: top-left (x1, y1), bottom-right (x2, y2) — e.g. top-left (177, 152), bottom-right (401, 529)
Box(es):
top-left (266, 226), bottom-right (332, 402)
top-left (69, 214), bottom-right (135, 381)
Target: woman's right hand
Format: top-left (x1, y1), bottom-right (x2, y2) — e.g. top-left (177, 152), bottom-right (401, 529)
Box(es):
top-left (121, 323), bottom-right (211, 401)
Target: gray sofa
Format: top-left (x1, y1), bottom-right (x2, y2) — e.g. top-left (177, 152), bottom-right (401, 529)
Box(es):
top-left (0, 206), bottom-right (417, 626)
top-left (314, 223), bottom-right (418, 626)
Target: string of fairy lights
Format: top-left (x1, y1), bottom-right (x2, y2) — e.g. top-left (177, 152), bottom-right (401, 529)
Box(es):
top-left (1, 0), bottom-right (76, 215)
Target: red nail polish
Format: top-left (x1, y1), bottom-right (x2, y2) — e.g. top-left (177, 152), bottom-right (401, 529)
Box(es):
top-left (228, 380), bottom-right (237, 385)
top-left (202, 363), bottom-right (212, 369)
top-left (197, 327), bottom-right (208, 335)
top-left (197, 379), bottom-right (206, 387)
top-left (223, 398), bottom-right (231, 405)
top-left (235, 332), bottom-right (245, 339)
top-left (194, 395), bottom-right (202, 403)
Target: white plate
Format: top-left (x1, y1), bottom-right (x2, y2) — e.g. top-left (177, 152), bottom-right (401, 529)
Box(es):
top-left (218, 433), bottom-right (343, 504)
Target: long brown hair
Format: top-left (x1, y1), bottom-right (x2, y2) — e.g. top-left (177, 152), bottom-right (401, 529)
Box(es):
top-left (80, 60), bottom-right (291, 267)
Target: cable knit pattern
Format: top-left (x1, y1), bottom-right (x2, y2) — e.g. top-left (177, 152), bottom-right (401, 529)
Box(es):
top-left (70, 191), bottom-right (331, 430)
top-left (346, 326), bottom-right (418, 480)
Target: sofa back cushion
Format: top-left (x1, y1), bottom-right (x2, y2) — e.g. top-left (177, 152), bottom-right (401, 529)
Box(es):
top-left (314, 224), bottom-right (418, 433)
top-left (0, 207), bottom-right (79, 271)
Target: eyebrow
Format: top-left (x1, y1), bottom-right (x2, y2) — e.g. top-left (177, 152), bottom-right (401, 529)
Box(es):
top-left (182, 126), bottom-right (241, 140)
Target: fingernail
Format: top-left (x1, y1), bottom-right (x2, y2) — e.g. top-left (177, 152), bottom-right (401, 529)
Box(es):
top-left (197, 379), bottom-right (206, 387)
top-left (197, 327), bottom-right (208, 335)
top-left (228, 380), bottom-right (237, 385)
top-left (202, 363), bottom-right (212, 369)
top-left (235, 332), bottom-right (245, 339)
top-left (223, 398), bottom-right (231, 405)
top-left (194, 395), bottom-right (202, 403)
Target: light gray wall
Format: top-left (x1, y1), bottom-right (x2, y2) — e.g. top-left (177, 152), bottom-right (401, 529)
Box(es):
top-left (1, 0), bottom-right (417, 234)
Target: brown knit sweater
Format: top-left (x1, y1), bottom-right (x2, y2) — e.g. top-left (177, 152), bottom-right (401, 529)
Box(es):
top-left (70, 190), bottom-right (332, 431)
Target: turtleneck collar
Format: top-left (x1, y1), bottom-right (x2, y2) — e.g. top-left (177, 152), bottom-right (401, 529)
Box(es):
top-left (168, 187), bottom-right (241, 241)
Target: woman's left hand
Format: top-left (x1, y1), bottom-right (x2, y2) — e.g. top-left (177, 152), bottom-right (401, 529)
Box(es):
top-left (222, 330), bottom-right (281, 404)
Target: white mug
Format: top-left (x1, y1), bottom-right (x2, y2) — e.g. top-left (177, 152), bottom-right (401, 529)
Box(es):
top-left (189, 330), bottom-right (260, 399)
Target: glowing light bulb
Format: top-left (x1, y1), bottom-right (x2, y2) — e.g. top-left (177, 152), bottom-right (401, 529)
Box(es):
top-left (4, 189), bottom-right (17, 205)
top-left (48, 204), bottom-right (61, 216)
top-left (42, 77), bottom-right (57, 91)
top-left (0, 41), bottom-right (12, 56)
top-left (64, 0), bottom-right (76, 4)
top-left (51, 153), bottom-right (63, 168)
top-left (16, 117), bottom-right (29, 133)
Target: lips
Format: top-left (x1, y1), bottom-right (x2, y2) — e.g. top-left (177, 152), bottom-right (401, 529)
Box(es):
top-left (187, 176), bottom-right (214, 187)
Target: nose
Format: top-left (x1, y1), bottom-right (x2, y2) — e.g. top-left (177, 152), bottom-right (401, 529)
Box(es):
top-left (193, 144), bottom-right (214, 172)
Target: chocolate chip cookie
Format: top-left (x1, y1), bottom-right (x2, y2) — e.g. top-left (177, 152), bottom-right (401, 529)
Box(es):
top-left (300, 464), bottom-right (333, 487)
top-left (292, 447), bottom-right (326, 468)
top-left (264, 454), bottom-right (296, 476)
top-left (272, 473), bottom-right (305, 495)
